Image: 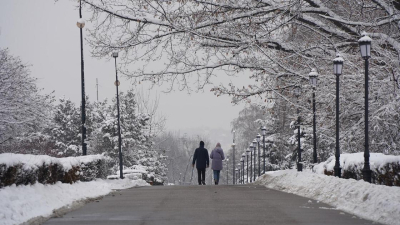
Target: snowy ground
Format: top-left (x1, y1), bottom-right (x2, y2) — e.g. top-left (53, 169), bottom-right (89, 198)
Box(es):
top-left (255, 169), bottom-right (400, 225)
top-left (0, 179), bottom-right (149, 225)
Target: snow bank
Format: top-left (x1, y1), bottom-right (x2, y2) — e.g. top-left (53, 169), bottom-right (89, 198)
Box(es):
top-left (313, 153), bottom-right (400, 186)
top-left (255, 170), bottom-right (400, 225)
top-left (0, 179), bottom-right (149, 225)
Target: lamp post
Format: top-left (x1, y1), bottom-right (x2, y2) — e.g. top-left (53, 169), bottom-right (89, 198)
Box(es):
top-left (241, 153), bottom-right (245, 183)
top-left (293, 85), bottom-right (302, 172)
top-left (333, 53), bottom-right (344, 178)
top-left (77, 0), bottom-right (87, 155)
top-left (251, 139), bottom-right (258, 176)
top-left (309, 69), bottom-right (319, 164)
top-left (226, 158), bottom-right (229, 185)
top-left (232, 130), bottom-right (236, 185)
top-left (235, 168), bottom-right (239, 184)
top-left (359, 32), bottom-right (372, 183)
top-left (250, 143), bottom-right (255, 181)
top-left (258, 133), bottom-right (264, 174)
top-left (246, 148), bottom-right (250, 183)
top-left (112, 52), bottom-right (123, 179)
top-left (249, 145), bottom-right (253, 182)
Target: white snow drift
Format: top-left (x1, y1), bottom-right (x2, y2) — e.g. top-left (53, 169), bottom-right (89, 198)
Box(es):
top-left (255, 169), bottom-right (400, 225)
top-left (0, 179), bottom-right (149, 225)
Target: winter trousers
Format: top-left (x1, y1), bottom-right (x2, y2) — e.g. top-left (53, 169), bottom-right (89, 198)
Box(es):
top-left (197, 168), bottom-right (206, 185)
top-left (213, 170), bottom-right (221, 185)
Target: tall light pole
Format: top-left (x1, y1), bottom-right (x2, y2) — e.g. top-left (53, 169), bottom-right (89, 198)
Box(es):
top-left (77, 0), bottom-right (87, 155)
top-left (241, 153), bottom-right (245, 183)
top-left (249, 145), bottom-right (253, 182)
top-left (226, 158), bottom-right (229, 185)
top-left (252, 139), bottom-right (259, 176)
top-left (251, 143), bottom-right (256, 181)
top-left (359, 32), bottom-right (372, 183)
top-left (309, 69), bottom-right (319, 164)
top-left (293, 85), bottom-right (302, 172)
top-left (112, 52), bottom-right (123, 179)
top-left (235, 168), bottom-right (239, 184)
top-left (246, 148), bottom-right (250, 183)
top-left (333, 53), bottom-right (344, 178)
top-left (257, 133), bottom-right (263, 174)
top-left (232, 130), bottom-right (236, 185)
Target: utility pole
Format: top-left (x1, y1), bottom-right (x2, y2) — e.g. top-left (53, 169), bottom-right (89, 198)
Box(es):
top-left (96, 78), bottom-right (99, 101)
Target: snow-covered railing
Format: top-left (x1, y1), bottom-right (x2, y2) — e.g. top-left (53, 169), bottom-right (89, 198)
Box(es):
top-left (0, 153), bottom-right (111, 188)
top-left (313, 153), bottom-right (400, 186)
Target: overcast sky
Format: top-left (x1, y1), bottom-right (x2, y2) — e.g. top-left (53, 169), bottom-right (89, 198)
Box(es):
top-left (0, 0), bottom-right (250, 145)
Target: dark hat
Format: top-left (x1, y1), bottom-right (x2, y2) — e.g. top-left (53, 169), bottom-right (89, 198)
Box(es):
top-left (200, 141), bottom-right (205, 147)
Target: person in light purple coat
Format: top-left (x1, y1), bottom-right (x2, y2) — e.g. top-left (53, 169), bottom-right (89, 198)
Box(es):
top-left (210, 143), bottom-right (225, 185)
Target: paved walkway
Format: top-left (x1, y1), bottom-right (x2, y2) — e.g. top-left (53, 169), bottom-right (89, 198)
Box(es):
top-left (45, 185), bottom-right (379, 225)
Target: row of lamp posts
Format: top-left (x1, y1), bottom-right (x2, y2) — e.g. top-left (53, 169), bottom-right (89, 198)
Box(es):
top-left (233, 32), bottom-right (373, 184)
top-left (233, 126), bottom-right (269, 184)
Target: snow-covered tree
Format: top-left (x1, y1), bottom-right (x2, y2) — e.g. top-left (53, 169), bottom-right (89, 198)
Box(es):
top-left (81, 0), bottom-right (400, 158)
top-left (0, 48), bottom-right (53, 152)
top-left (49, 97), bottom-right (81, 156)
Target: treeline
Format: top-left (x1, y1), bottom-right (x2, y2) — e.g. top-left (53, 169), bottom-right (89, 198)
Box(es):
top-left (0, 48), bottom-right (167, 182)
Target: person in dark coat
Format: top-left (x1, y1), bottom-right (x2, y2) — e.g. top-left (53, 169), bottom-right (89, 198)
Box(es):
top-left (210, 143), bottom-right (225, 185)
top-left (192, 141), bottom-right (209, 185)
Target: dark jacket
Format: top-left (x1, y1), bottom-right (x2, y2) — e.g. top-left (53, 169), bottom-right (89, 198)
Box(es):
top-left (192, 143), bottom-right (209, 169)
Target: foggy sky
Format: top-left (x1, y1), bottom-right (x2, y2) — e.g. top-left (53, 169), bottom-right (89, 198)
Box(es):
top-left (0, 0), bottom-right (249, 145)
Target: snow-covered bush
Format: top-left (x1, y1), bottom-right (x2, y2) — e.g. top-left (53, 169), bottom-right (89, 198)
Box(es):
top-left (313, 153), bottom-right (400, 187)
top-left (0, 153), bottom-right (111, 188)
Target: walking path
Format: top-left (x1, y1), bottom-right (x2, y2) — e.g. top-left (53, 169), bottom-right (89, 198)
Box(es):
top-left (45, 185), bottom-right (379, 225)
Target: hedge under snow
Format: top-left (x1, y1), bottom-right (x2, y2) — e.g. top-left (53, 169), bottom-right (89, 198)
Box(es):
top-left (0, 153), bottom-right (110, 188)
top-left (313, 153), bottom-right (400, 186)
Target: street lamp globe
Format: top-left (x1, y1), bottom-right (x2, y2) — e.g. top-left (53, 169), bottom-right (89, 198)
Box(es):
top-left (112, 52), bottom-right (119, 58)
top-left (309, 69), bottom-right (318, 87)
top-left (261, 126), bottom-right (267, 136)
top-left (77, 18), bottom-right (85, 28)
top-left (358, 32), bottom-right (372, 59)
top-left (256, 134), bottom-right (261, 142)
top-left (252, 139), bottom-right (257, 146)
top-left (246, 148), bottom-right (251, 155)
top-left (333, 53), bottom-right (344, 76)
top-left (293, 85), bottom-right (302, 98)
top-left (241, 153), bottom-right (246, 159)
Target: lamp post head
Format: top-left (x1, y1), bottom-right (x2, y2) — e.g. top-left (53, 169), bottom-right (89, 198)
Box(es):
top-left (252, 139), bottom-right (258, 145)
top-left (76, 18), bottom-right (85, 28)
top-left (308, 68), bottom-right (318, 87)
top-left (241, 153), bottom-right (246, 158)
top-left (256, 134), bottom-right (261, 142)
top-left (246, 148), bottom-right (251, 155)
top-left (333, 53), bottom-right (344, 76)
top-left (261, 126), bottom-right (267, 136)
top-left (358, 32), bottom-right (372, 59)
top-left (112, 52), bottom-right (119, 58)
top-left (293, 85), bottom-right (302, 97)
